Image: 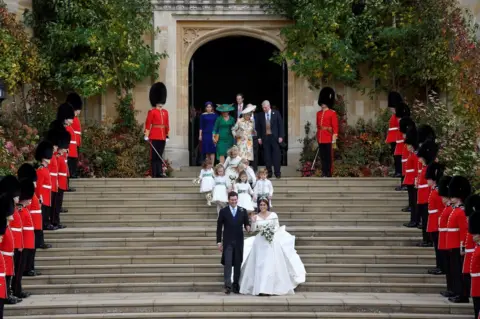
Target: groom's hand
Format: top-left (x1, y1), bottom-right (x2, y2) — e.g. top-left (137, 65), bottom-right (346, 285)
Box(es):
top-left (217, 243), bottom-right (223, 252)
top-left (246, 225), bottom-right (251, 233)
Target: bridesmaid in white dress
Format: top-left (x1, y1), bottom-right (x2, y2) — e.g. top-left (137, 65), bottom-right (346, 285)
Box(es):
top-left (238, 198), bottom-right (306, 296)
top-left (211, 164), bottom-right (230, 214)
top-left (223, 146), bottom-right (242, 182)
top-left (234, 171), bottom-right (255, 214)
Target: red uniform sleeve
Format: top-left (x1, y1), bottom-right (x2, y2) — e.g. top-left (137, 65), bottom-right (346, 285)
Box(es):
top-left (35, 169), bottom-right (43, 202)
top-left (72, 117), bottom-right (82, 147)
top-left (459, 212), bottom-right (468, 246)
top-left (332, 111), bottom-right (339, 135)
top-left (316, 111), bottom-right (321, 131)
top-left (145, 110), bottom-right (152, 135)
top-left (165, 110), bottom-right (170, 137)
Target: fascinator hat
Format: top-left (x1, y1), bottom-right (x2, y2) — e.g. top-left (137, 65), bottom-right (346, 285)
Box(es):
top-left (216, 104), bottom-right (235, 113)
top-left (242, 104), bottom-right (256, 115)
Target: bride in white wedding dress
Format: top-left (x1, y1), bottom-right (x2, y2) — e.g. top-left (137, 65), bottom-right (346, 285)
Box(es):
top-left (238, 198), bottom-right (306, 295)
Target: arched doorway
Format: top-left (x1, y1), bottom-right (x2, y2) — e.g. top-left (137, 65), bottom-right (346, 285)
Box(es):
top-left (188, 35), bottom-right (288, 166)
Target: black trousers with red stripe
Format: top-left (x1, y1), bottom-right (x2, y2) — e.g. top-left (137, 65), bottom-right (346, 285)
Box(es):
top-left (318, 143), bottom-right (333, 177)
top-left (12, 249), bottom-right (30, 296)
top-left (449, 248), bottom-right (467, 298)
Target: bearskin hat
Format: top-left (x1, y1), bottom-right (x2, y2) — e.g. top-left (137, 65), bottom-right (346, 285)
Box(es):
top-left (0, 219), bottom-right (6, 236)
top-left (404, 127), bottom-right (418, 148)
top-left (0, 194), bottom-right (14, 219)
top-left (0, 175), bottom-right (21, 199)
top-left (56, 103), bottom-right (75, 122)
top-left (35, 141), bottom-right (54, 162)
top-left (46, 129), bottom-right (60, 147)
top-left (19, 179), bottom-right (34, 201)
top-left (388, 91), bottom-right (403, 108)
top-left (17, 163), bottom-right (37, 182)
top-left (448, 176), bottom-right (472, 201)
top-left (149, 82), bottom-right (167, 107)
top-left (57, 129), bottom-right (71, 150)
top-left (318, 87), bottom-right (336, 108)
top-left (66, 92), bottom-right (83, 111)
top-left (438, 176), bottom-right (452, 197)
top-left (417, 140), bottom-right (439, 165)
top-left (425, 162), bottom-right (445, 183)
top-left (395, 102), bottom-right (410, 118)
top-left (399, 117), bottom-right (415, 134)
top-left (49, 119), bottom-right (66, 132)
top-left (417, 124), bottom-right (436, 144)
top-left (467, 195), bottom-right (480, 234)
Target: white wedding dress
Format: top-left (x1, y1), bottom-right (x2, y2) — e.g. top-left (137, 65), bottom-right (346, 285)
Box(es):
top-left (238, 212), bottom-right (306, 295)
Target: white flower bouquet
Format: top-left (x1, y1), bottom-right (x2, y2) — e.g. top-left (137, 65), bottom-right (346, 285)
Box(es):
top-left (229, 175), bottom-right (236, 185)
top-left (260, 222), bottom-right (275, 244)
top-left (192, 178), bottom-right (200, 185)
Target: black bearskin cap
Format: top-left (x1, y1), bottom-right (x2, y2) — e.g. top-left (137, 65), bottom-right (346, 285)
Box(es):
top-left (49, 120), bottom-right (66, 132)
top-left (17, 163), bottom-right (37, 182)
top-left (0, 219), bottom-right (6, 236)
top-left (467, 195), bottom-right (480, 233)
top-left (66, 92), bottom-right (83, 110)
top-left (35, 141), bottom-right (54, 162)
top-left (19, 179), bottom-right (34, 201)
top-left (56, 103), bottom-right (75, 122)
top-left (0, 194), bottom-right (14, 219)
top-left (57, 129), bottom-right (71, 150)
top-left (318, 87), bottom-right (336, 108)
top-left (46, 129), bottom-right (60, 147)
top-left (417, 124), bottom-right (436, 144)
top-left (395, 102), bottom-right (410, 118)
top-left (404, 127), bottom-right (418, 148)
top-left (388, 91), bottom-right (403, 108)
top-left (425, 162), bottom-right (445, 183)
top-left (438, 176), bottom-right (452, 197)
top-left (448, 176), bottom-right (472, 201)
top-left (399, 117), bottom-right (415, 134)
top-left (417, 140), bottom-right (439, 165)
top-left (149, 82), bottom-right (167, 107)
top-left (0, 175), bottom-right (21, 198)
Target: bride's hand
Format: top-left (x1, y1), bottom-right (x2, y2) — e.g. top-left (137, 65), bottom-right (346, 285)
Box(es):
top-left (251, 215), bottom-right (257, 222)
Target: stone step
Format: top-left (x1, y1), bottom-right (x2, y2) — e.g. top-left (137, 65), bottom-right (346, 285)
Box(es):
top-left (3, 292), bottom-right (471, 317)
top-left (36, 246), bottom-right (432, 257)
top-left (59, 218), bottom-right (410, 227)
top-left (36, 263), bottom-right (432, 275)
top-left (45, 236), bottom-right (421, 248)
top-left (19, 281), bottom-right (445, 294)
top-left (36, 254), bottom-right (434, 266)
top-left (43, 227), bottom-right (420, 239)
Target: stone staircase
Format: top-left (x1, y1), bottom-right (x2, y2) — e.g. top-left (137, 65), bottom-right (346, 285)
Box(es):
top-left (5, 178), bottom-right (473, 318)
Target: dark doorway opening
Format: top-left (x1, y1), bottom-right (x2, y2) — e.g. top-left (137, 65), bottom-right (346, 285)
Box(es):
top-left (188, 36), bottom-right (288, 166)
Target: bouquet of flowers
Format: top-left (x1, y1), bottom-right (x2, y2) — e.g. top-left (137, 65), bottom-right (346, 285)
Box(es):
top-left (229, 175), bottom-right (236, 185)
top-left (260, 222), bottom-right (275, 244)
top-left (192, 178), bottom-right (200, 185)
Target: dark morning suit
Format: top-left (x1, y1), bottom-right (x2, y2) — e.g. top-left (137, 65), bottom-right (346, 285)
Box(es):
top-left (256, 110), bottom-right (284, 177)
top-left (216, 205), bottom-right (250, 289)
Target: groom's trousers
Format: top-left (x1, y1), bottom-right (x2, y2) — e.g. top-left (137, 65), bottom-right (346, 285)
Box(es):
top-left (223, 244), bottom-right (242, 288)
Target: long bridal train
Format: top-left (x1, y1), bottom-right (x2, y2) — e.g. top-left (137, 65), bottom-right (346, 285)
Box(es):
top-left (237, 212), bottom-right (306, 295)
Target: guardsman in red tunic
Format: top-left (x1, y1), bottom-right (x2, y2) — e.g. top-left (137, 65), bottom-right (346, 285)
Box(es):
top-left (35, 141), bottom-right (54, 251)
top-left (467, 195), bottom-right (480, 318)
top-left (394, 103), bottom-right (410, 191)
top-left (12, 180), bottom-right (34, 299)
top-left (66, 92), bottom-right (83, 150)
top-left (402, 127), bottom-right (419, 228)
top-left (0, 216), bottom-right (9, 315)
top-left (18, 163), bottom-right (44, 276)
top-left (398, 117), bottom-right (415, 211)
top-left (54, 128), bottom-right (71, 226)
top-left (416, 140), bottom-right (438, 247)
top-left (425, 163), bottom-right (446, 275)
top-left (144, 82), bottom-right (170, 178)
top-left (438, 176), bottom-right (455, 297)
top-left (386, 92), bottom-right (403, 178)
top-left (316, 87), bottom-right (339, 177)
top-left (46, 128), bottom-right (65, 230)
top-left (57, 102), bottom-right (78, 181)
top-left (445, 176), bottom-right (472, 303)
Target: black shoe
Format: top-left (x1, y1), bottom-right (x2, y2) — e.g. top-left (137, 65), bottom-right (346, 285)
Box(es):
top-left (67, 188), bottom-right (76, 192)
top-left (416, 223), bottom-right (423, 229)
top-left (267, 174), bottom-right (273, 179)
top-left (403, 222), bottom-right (418, 228)
top-left (15, 291), bottom-right (31, 299)
top-left (394, 173), bottom-right (402, 178)
top-left (440, 291), bottom-right (455, 298)
top-left (275, 175), bottom-right (281, 179)
top-left (224, 286), bottom-right (231, 295)
top-left (428, 268), bottom-right (444, 275)
top-left (60, 208), bottom-right (68, 213)
top-left (416, 241), bottom-right (433, 247)
top-left (401, 206), bottom-right (411, 212)
top-left (24, 270), bottom-right (41, 276)
top-left (6, 295), bottom-right (20, 304)
top-left (55, 224), bottom-right (66, 229)
top-left (70, 176), bottom-right (78, 179)
top-left (39, 243), bottom-right (52, 249)
top-left (232, 283), bottom-right (240, 294)
top-left (395, 186), bottom-right (407, 191)
top-left (448, 296), bottom-right (469, 303)
top-left (45, 224), bottom-right (56, 231)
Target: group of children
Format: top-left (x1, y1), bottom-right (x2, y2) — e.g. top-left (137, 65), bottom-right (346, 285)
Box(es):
top-left (386, 91), bottom-right (480, 318)
top-left (196, 145), bottom-right (274, 218)
top-left (0, 94), bottom-right (83, 313)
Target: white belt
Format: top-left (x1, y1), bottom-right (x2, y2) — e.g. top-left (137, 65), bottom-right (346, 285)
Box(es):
top-left (471, 273), bottom-right (480, 277)
top-left (30, 210), bottom-right (41, 214)
top-left (1, 252), bottom-right (13, 257)
top-left (446, 228), bottom-right (460, 232)
top-left (74, 131), bottom-right (81, 135)
top-left (0, 273), bottom-right (5, 276)
top-left (23, 227), bottom-right (34, 231)
top-left (406, 169), bottom-right (415, 173)
top-left (466, 249), bottom-right (475, 253)
top-left (43, 185), bottom-right (51, 189)
top-left (418, 184), bottom-right (429, 189)
top-left (10, 228), bottom-right (22, 232)
top-left (402, 159), bottom-right (408, 163)
top-left (396, 140), bottom-right (404, 143)
top-left (70, 141), bottom-right (77, 144)
top-left (58, 173), bottom-right (67, 176)
top-left (428, 209), bottom-right (438, 214)
top-left (50, 173), bottom-right (58, 176)
top-left (389, 128), bottom-right (398, 131)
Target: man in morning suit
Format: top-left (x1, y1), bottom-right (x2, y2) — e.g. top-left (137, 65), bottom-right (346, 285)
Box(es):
top-left (217, 191), bottom-right (251, 294)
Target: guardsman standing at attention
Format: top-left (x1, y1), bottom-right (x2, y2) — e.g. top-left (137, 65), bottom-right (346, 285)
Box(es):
top-left (45, 129), bottom-right (60, 230)
top-left (144, 82), bottom-right (169, 178)
top-left (316, 87), bottom-right (339, 178)
top-left (438, 176), bottom-right (455, 298)
top-left (35, 141), bottom-right (54, 252)
top-left (66, 92), bottom-right (83, 156)
top-left (0, 195), bottom-right (9, 315)
top-left (398, 117), bottom-right (415, 211)
top-left (402, 126), bottom-right (419, 228)
top-left (394, 103), bottom-right (410, 191)
top-left (54, 128), bottom-right (71, 226)
top-left (57, 103), bottom-right (77, 190)
top-left (446, 176), bottom-right (471, 303)
top-left (467, 194), bottom-right (480, 318)
top-left (425, 162), bottom-right (446, 275)
top-left (386, 91), bottom-right (403, 178)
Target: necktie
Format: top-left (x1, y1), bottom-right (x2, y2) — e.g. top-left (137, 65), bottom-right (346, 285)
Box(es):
top-left (267, 113), bottom-right (270, 121)
top-left (232, 207), bottom-right (236, 217)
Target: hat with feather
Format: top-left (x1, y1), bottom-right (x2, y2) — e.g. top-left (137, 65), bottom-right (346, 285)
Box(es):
top-left (417, 140), bottom-right (439, 165)
top-left (448, 176), bottom-right (472, 201)
top-left (66, 92), bottom-right (83, 111)
top-left (425, 162), bottom-right (445, 183)
top-left (35, 141), bottom-right (54, 162)
top-left (149, 82), bottom-right (167, 107)
top-left (438, 176), bottom-right (452, 197)
top-left (467, 195), bottom-right (480, 234)
top-left (388, 91), bottom-right (403, 108)
top-left (17, 163), bottom-right (37, 183)
top-left (318, 87), bottom-right (335, 108)
top-left (56, 103), bottom-right (75, 122)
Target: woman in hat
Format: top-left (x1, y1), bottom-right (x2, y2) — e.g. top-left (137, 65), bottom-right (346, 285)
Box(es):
top-left (232, 104), bottom-right (256, 161)
top-left (212, 104), bottom-right (235, 164)
top-left (199, 101), bottom-right (218, 165)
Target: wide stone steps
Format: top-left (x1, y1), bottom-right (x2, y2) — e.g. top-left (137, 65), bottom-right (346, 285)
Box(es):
top-left (4, 292), bottom-right (471, 318)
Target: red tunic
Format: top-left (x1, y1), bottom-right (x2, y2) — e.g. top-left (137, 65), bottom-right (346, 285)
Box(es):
top-left (28, 193), bottom-right (42, 230)
top-left (145, 108), bottom-right (169, 141)
top-left (464, 233), bottom-right (475, 274)
top-left (67, 125), bottom-right (78, 158)
top-left (385, 115), bottom-right (399, 143)
top-left (471, 245), bottom-right (480, 296)
top-left (0, 253), bottom-right (7, 298)
top-left (48, 154), bottom-right (59, 193)
top-left (394, 131), bottom-right (404, 156)
top-left (417, 165), bottom-right (430, 204)
top-left (316, 109), bottom-right (339, 144)
top-left (10, 210), bottom-right (23, 249)
top-left (36, 166), bottom-right (52, 207)
top-left (19, 207), bottom-right (35, 249)
top-left (438, 205), bottom-right (454, 250)
top-left (0, 228), bottom-right (15, 276)
top-left (401, 144), bottom-right (409, 176)
top-left (58, 153), bottom-right (69, 191)
top-left (445, 206), bottom-right (468, 250)
top-left (403, 151), bottom-right (418, 185)
top-left (427, 188), bottom-right (444, 233)
top-left (72, 116), bottom-right (82, 147)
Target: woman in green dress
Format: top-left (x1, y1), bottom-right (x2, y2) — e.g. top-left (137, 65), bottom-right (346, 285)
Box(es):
top-left (213, 104), bottom-right (236, 164)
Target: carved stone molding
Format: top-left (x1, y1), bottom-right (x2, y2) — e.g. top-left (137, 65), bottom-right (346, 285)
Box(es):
top-left (183, 28), bottom-right (200, 48)
top-left (154, 0), bottom-right (264, 13)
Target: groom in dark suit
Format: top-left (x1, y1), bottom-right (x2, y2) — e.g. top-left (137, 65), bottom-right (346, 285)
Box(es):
top-left (216, 191), bottom-right (251, 294)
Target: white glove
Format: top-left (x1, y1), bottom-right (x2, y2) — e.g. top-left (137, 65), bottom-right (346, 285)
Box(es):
top-left (144, 136), bottom-right (149, 141)
top-left (166, 138), bottom-right (169, 142)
